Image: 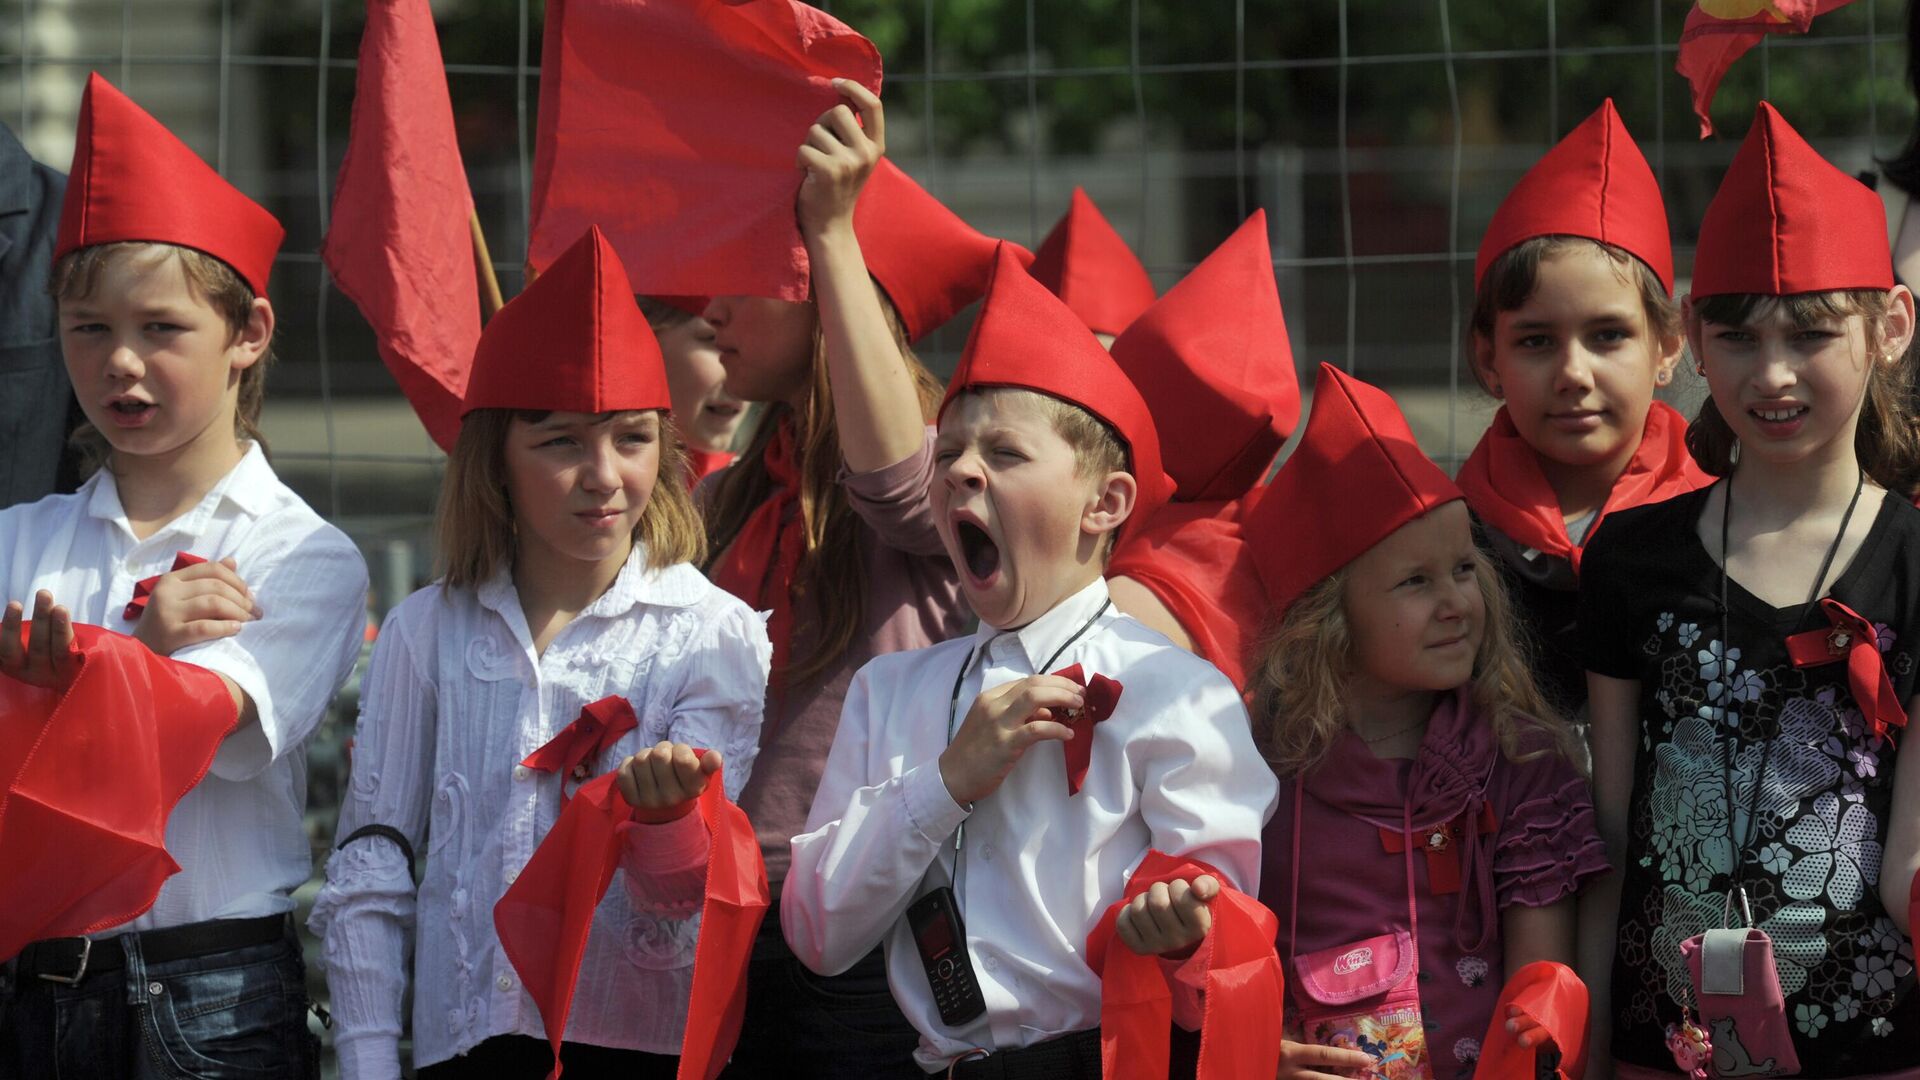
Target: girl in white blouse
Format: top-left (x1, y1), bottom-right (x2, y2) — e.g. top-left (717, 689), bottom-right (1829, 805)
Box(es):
top-left (309, 227), bottom-right (772, 1080)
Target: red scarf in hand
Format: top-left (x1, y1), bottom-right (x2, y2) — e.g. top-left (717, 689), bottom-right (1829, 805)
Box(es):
top-left (1457, 401), bottom-right (1707, 574)
top-left (0, 624), bottom-right (238, 961)
top-left (1786, 599), bottom-right (1909, 745)
top-left (1474, 961), bottom-right (1589, 1080)
top-left (122, 551), bottom-right (208, 622)
top-left (1106, 496), bottom-right (1267, 691)
top-left (1051, 664), bottom-right (1122, 796)
top-left (522, 695), bottom-right (641, 796)
top-left (493, 766), bottom-right (768, 1080)
top-left (1085, 851), bottom-right (1285, 1080)
top-left (710, 420), bottom-right (804, 699)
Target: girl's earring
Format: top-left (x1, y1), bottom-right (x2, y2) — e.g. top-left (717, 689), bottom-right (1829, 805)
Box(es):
top-left (1656, 369), bottom-right (1673, 387)
top-left (1490, 383), bottom-right (1503, 398)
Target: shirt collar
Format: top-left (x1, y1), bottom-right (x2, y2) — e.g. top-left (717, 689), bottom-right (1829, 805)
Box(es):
top-left (476, 543), bottom-right (708, 623)
top-left (972, 576), bottom-right (1113, 673)
top-left (85, 441), bottom-right (277, 536)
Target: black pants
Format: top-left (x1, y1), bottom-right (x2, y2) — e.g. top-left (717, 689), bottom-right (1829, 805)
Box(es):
top-left (418, 1034), bottom-right (679, 1080)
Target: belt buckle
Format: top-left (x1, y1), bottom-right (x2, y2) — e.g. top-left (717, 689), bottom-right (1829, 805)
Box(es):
top-left (36, 936), bottom-right (91, 985)
top-left (946, 1048), bottom-right (991, 1079)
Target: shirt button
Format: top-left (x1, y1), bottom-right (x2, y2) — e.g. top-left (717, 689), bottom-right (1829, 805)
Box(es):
top-left (505, 868), bottom-right (519, 885)
top-left (979, 844), bottom-right (994, 861)
top-left (984, 956), bottom-right (999, 971)
top-left (497, 974), bottom-right (514, 991)
top-left (513, 765), bottom-right (531, 782)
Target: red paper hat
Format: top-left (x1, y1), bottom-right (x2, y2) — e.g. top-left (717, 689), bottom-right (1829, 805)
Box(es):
top-left (1029, 187), bottom-right (1157, 337)
top-left (1111, 211), bottom-right (1299, 501)
top-left (854, 159), bottom-right (1031, 343)
top-left (1246, 363), bottom-right (1461, 616)
top-left (1694, 101), bottom-right (1893, 298)
top-left (942, 243), bottom-right (1176, 532)
top-left (462, 225), bottom-right (669, 417)
top-left (55, 73), bottom-right (285, 298)
top-left (1475, 99), bottom-right (1672, 295)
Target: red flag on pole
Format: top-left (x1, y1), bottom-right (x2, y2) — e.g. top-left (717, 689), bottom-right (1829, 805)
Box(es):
top-left (1677, 0), bottom-right (1856, 138)
top-left (528, 0), bottom-right (882, 301)
top-left (323, 0), bottom-right (481, 451)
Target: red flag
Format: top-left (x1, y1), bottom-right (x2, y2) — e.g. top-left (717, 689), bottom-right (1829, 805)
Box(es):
top-left (323, 0), bottom-right (481, 451)
top-left (529, 0), bottom-right (882, 301)
top-left (0, 626), bottom-right (238, 961)
top-left (1677, 0), bottom-right (1856, 138)
top-left (1474, 962), bottom-right (1589, 1080)
top-left (1084, 851), bottom-right (1285, 1080)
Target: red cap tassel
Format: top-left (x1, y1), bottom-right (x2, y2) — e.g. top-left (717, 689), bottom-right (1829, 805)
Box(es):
top-left (1473, 961), bottom-right (1589, 1080)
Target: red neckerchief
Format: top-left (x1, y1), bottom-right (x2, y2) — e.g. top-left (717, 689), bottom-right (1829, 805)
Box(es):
top-left (0, 624), bottom-right (238, 961)
top-left (710, 421), bottom-right (803, 701)
top-left (1786, 599), bottom-right (1909, 744)
top-left (493, 766), bottom-right (768, 1080)
top-left (684, 448), bottom-right (735, 489)
top-left (521, 696), bottom-right (640, 800)
top-left (1050, 664), bottom-right (1123, 796)
top-left (1085, 851), bottom-right (1285, 1080)
top-left (1474, 961), bottom-right (1590, 1080)
top-left (1457, 401), bottom-right (1708, 573)
top-left (122, 551), bottom-right (208, 621)
top-left (1105, 496), bottom-right (1266, 691)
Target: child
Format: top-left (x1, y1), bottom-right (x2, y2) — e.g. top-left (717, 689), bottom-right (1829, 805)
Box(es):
top-left (1106, 211), bottom-right (1301, 690)
top-left (0, 73), bottom-right (369, 1077)
top-left (637, 295), bottom-right (745, 485)
top-left (1580, 102), bottom-right (1920, 1079)
top-left (308, 226), bottom-right (771, 1078)
top-left (1461, 100), bottom-right (1707, 720)
top-left (1245, 363), bottom-right (1607, 1080)
top-left (783, 242), bottom-right (1279, 1076)
top-left (699, 82), bottom-right (1017, 1077)
top-left (1029, 186), bottom-right (1158, 347)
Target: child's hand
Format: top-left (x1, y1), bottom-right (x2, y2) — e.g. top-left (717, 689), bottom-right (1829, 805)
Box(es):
top-left (1276, 1040), bottom-right (1378, 1080)
top-left (1505, 1002), bottom-right (1555, 1050)
top-left (132, 556), bottom-right (259, 656)
top-left (1115, 874), bottom-right (1218, 958)
top-left (795, 78), bottom-right (884, 243)
top-left (0, 590), bottom-right (78, 688)
top-left (938, 673), bottom-right (1083, 806)
top-left (615, 742), bottom-right (722, 821)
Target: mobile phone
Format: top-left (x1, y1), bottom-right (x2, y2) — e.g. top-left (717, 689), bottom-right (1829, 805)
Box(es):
top-left (907, 886), bottom-right (986, 1026)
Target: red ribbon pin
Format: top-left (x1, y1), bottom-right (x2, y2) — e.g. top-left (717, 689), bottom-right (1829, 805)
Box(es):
top-left (1051, 663), bottom-right (1122, 796)
top-left (1785, 599), bottom-right (1908, 744)
top-left (522, 695), bottom-right (640, 798)
top-left (121, 552), bottom-right (208, 622)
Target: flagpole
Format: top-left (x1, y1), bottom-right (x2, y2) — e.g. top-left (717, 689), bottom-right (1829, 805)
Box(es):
top-left (470, 210), bottom-right (506, 319)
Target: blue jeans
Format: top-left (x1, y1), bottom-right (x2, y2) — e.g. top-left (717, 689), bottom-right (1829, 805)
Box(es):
top-left (0, 917), bottom-right (318, 1080)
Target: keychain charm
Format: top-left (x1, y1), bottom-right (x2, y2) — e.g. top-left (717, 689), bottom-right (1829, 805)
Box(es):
top-left (1666, 1010), bottom-right (1712, 1080)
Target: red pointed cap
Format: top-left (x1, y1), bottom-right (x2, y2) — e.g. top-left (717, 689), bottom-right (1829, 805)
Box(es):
top-left (462, 225), bottom-right (669, 416)
top-left (1694, 102), bottom-right (1893, 298)
top-left (854, 159), bottom-right (1032, 343)
top-left (942, 243), bottom-right (1176, 532)
top-left (1111, 211), bottom-right (1299, 502)
top-left (1246, 364), bottom-right (1462, 617)
top-left (1029, 187), bottom-right (1158, 336)
top-left (1475, 100), bottom-right (1672, 295)
top-left (55, 73), bottom-right (285, 297)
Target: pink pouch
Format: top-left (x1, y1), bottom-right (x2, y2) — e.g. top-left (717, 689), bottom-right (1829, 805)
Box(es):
top-left (1679, 929), bottom-right (1800, 1077)
top-left (1292, 930), bottom-right (1435, 1080)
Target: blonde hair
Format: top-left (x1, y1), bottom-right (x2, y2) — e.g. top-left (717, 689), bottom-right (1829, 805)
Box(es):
top-left (51, 241), bottom-right (273, 472)
top-left (436, 408), bottom-right (706, 589)
top-left (1247, 550), bottom-right (1577, 778)
top-left (1468, 235), bottom-right (1680, 395)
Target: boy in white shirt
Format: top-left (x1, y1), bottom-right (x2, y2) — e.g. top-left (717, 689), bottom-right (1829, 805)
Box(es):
top-left (783, 244), bottom-right (1279, 1077)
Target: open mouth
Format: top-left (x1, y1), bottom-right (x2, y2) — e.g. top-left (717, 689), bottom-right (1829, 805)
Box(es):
top-left (106, 399), bottom-right (157, 426)
top-left (1753, 406), bottom-right (1808, 423)
top-left (956, 520), bottom-right (1001, 583)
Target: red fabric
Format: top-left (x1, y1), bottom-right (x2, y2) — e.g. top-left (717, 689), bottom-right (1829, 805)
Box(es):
top-left (1475, 99), bottom-right (1672, 294)
top-left (685, 448), bottom-right (735, 489)
top-left (522, 695), bottom-right (641, 794)
top-left (463, 225), bottom-right (670, 417)
top-left (1678, 1), bottom-right (1855, 138)
top-left (0, 625), bottom-right (238, 961)
top-left (1786, 599), bottom-right (1909, 744)
top-left (121, 551), bottom-right (208, 622)
top-left (1910, 867), bottom-right (1918, 947)
top-left (855, 160), bottom-right (1033, 342)
top-left (942, 243), bottom-right (1176, 536)
top-left (1457, 402), bottom-right (1708, 574)
top-left (1245, 363), bottom-right (1462, 618)
top-left (1084, 851), bottom-right (1285, 1080)
top-left (528, 0), bottom-right (881, 304)
top-left (1473, 961), bottom-right (1589, 1080)
top-left (1111, 210), bottom-right (1299, 502)
top-left (55, 73), bottom-right (284, 297)
top-left (710, 421), bottom-right (803, 693)
top-left (493, 765), bottom-right (768, 1080)
top-left (1106, 497), bottom-right (1266, 690)
top-left (1049, 663), bottom-right (1122, 797)
top-left (322, 0), bottom-right (481, 453)
top-left (1694, 101), bottom-right (1892, 298)
top-left (1029, 187), bottom-right (1157, 337)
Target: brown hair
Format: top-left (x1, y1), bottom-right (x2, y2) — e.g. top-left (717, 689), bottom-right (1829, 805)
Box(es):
top-left (51, 241), bottom-right (273, 472)
top-left (637, 296), bottom-right (696, 331)
top-left (1468, 235), bottom-right (1680, 394)
top-left (1686, 290), bottom-right (1920, 497)
top-left (700, 284), bottom-right (942, 686)
top-left (1247, 550), bottom-right (1576, 778)
top-left (436, 408), bottom-right (706, 589)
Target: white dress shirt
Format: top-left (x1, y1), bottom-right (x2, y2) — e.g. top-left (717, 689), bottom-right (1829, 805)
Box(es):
top-left (307, 547), bottom-right (772, 1077)
top-left (782, 577), bottom-right (1278, 1072)
top-left (0, 442), bottom-right (369, 931)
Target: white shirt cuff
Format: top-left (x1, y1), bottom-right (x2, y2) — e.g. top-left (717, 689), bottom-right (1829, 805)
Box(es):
top-left (902, 759), bottom-right (970, 845)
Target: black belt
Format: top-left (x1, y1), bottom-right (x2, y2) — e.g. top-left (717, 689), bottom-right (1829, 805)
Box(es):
top-left (947, 1029), bottom-right (1102, 1080)
top-left (11, 914), bottom-right (289, 986)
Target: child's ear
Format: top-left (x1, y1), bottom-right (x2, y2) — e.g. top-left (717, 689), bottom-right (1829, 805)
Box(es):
top-left (229, 297), bottom-right (275, 373)
top-left (1882, 284), bottom-right (1917, 365)
top-left (1469, 332), bottom-right (1500, 398)
top-left (1083, 470), bottom-right (1138, 539)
